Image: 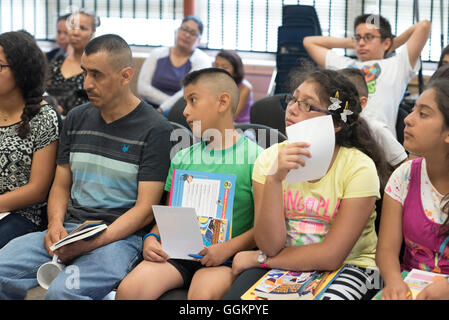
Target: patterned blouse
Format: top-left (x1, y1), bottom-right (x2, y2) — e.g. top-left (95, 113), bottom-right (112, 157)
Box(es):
top-left (0, 105), bottom-right (60, 227)
top-left (46, 55), bottom-right (89, 115)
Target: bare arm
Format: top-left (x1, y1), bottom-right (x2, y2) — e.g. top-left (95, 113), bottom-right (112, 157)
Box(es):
top-left (44, 163), bottom-right (73, 256)
top-left (387, 20), bottom-right (431, 67)
top-left (265, 196), bottom-right (376, 271)
top-left (254, 142), bottom-right (311, 256)
top-left (0, 141), bottom-right (58, 212)
top-left (55, 180), bottom-right (165, 262)
top-left (234, 81), bottom-right (252, 120)
top-left (303, 36), bottom-right (354, 67)
top-left (376, 194), bottom-right (411, 300)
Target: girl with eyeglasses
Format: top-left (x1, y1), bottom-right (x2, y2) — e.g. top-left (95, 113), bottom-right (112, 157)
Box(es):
top-left (0, 31), bottom-right (59, 248)
top-left (224, 69), bottom-right (389, 300)
top-left (137, 15), bottom-right (211, 116)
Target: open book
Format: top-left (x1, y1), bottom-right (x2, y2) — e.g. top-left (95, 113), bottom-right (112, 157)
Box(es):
top-left (50, 220), bottom-right (107, 251)
top-left (372, 269), bottom-right (449, 300)
top-left (241, 266), bottom-right (346, 300)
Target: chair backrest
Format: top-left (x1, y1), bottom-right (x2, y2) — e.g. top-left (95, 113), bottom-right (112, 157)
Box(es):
top-left (250, 94), bottom-right (287, 135)
top-left (235, 123), bottom-right (287, 149)
top-left (396, 106), bottom-right (410, 145)
top-left (167, 97), bottom-right (189, 129)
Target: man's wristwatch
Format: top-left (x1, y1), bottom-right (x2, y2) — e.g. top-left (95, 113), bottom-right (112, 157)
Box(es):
top-left (257, 250), bottom-right (268, 268)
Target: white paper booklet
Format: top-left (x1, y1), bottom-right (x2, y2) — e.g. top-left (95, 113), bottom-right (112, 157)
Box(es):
top-left (284, 115), bottom-right (335, 184)
top-left (0, 212), bottom-right (11, 221)
top-left (152, 205), bottom-right (204, 260)
top-left (50, 220), bottom-right (107, 251)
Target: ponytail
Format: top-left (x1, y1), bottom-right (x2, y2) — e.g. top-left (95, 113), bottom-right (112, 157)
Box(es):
top-left (17, 96), bottom-right (42, 139)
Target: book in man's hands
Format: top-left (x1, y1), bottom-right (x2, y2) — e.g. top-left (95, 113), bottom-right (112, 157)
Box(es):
top-left (50, 220), bottom-right (107, 251)
top-left (241, 266), bottom-right (346, 300)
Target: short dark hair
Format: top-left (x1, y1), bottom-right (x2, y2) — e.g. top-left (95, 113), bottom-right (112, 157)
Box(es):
top-left (429, 64), bottom-right (449, 82)
top-left (216, 50), bottom-right (245, 84)
top-left (182, 67), bottom-right (234, 87)
top-left (438, 44), bottom-right (449, 68)
top-left (84, 34), bottom-right (132, 68)
top-left (338, 68), bottom-right (369, 98)
top-left (182, 15), bottom-right (204, 35)
top-left (354, 14), bottom-right (393, 40)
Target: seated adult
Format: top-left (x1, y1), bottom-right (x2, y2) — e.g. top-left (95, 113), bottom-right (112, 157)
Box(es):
top-left (0, 34), bottom-right (173, 300)
top-left (0, 31), bottom-right (59, 249)
top-left (304, 14), bottom-right (430, 137)
top-left (137, 15), bottom-right (211, 115)
top-left (46, 9), bottom-right (100, 116)
top-left (46, 14), bottom-right (71, 62)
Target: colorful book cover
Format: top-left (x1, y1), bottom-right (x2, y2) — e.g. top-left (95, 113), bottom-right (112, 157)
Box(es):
top-left (241, 266), bottom-right (346, 300)
top-left (169, 169), bottom-right (236, 244)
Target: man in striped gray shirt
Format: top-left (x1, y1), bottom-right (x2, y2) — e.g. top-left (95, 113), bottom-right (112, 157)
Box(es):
top-left (0, 34), bottom-right (173, 300)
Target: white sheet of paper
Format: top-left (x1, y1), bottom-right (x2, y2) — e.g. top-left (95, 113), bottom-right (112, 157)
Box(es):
top-left (152, 205), bottom-right (204, 260)
top-left (285, 115), bottom-right (335, 184)
top-left (0, 212), bottom-right (11, 221)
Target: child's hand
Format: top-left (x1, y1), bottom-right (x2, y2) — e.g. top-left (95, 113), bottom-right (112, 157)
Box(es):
top-left (142, 236), bottom-right (169, 262)
top-left (381, 280), bottom-right (412, 300)
top-left (270, 142), bottom-right (311, 182)
top-left (231, 250), bottom-right (260, 276)
top-left (416, 278), bottom-right (449, 300)
top-left (198, 244), bottom-right (231, 267)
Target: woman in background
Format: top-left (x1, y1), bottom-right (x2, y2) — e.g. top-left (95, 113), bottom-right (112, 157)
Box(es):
top-left (46, 9), bottom-right (100, 116)
top-left (137, 15), bottom-right (211, 116)
top-left (0, 31), bottom-right (59, 248)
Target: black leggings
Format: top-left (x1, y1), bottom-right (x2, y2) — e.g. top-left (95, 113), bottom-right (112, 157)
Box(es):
top-left (223, 265), bottom-right (383, 300)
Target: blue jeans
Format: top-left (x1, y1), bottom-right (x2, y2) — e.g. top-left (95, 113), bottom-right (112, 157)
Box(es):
top-left (0, 223), bottom-right (142, 300)
top-left (0, 213), bottom-right (38, 249)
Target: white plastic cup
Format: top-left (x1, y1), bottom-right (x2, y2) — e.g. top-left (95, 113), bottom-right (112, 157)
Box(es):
top-left (37, 255), bottom-right (65, 290)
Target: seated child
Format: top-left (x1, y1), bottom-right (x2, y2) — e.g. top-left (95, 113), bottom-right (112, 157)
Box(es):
top-left (116, 68), bottom-right (263, 300)
top-left (338, 68), bottom-right (407, 168)
top-left (376, 78), bottom-right (449, 300)
top-left (214, 50), bottom-right (253, 123)
top-left (224, 69), bottom-right (389, 300)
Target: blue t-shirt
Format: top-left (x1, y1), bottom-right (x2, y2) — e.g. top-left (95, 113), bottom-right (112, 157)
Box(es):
top-left (151, 56), bottom-right (192, 97)
top-left (57, 101), bottom-right (173, 227)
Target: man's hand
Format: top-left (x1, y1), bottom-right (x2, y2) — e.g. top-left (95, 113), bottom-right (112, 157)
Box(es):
top-left (54, 240), bottom-right (94, 264)
top-left (44, 224), bottom-right (68, 257)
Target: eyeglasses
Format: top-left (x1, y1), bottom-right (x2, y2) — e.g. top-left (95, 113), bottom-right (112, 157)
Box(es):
top-left (284, 94), bottom-right (330, 115)
top-left (179, 26), bottom-right (199, 38)
top-left (353, 34), bottom-right (383, 43)
top-left (0, 64), bottom-right (10, 72)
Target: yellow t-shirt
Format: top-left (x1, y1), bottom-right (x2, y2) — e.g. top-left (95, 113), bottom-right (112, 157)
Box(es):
top-left (252, 141), bottom-right (380, 268)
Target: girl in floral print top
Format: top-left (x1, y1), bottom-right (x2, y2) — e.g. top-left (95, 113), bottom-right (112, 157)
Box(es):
top-left (376, 79), bottom-right (449, 300)
top-left (0, 32), bottom-right (59, 248)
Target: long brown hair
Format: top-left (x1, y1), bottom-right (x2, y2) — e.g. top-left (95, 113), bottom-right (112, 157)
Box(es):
top-left (426, 79), bottom-right (449, 237)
